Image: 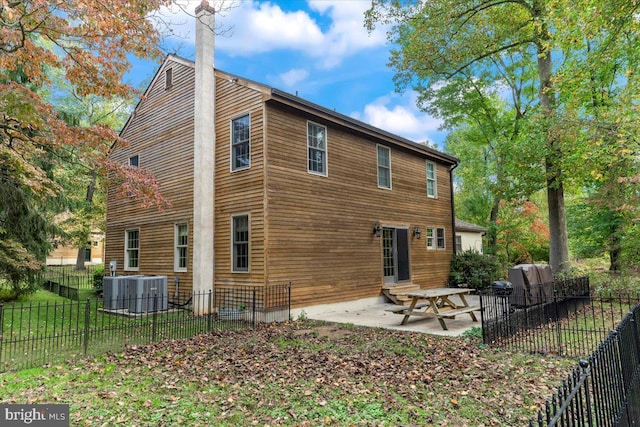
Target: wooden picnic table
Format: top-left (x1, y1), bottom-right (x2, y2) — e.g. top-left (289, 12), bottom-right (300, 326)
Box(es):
top-left (387, 287), bottom-right (481, 330)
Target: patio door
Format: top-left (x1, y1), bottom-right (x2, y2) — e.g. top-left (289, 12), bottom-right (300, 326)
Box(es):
top-left (383, 227), bottom-right (410, 284)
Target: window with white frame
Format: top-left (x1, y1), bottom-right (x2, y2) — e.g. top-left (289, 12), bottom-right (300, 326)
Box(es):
top-left (307, 121), bottom-right (327, 176)
top-left (174, 223), bottom-right (188, 271)
top-left (426, 161), bottom-right (437, 197)
top-left (456, 235), bottom-right (462, 252)
top-left (231, 114), bottom-right (250, 171)
top-left (426, 228), bottom-right (435, 249)
top-left (232, 215), bottom-right (249, 272)
top-left (124, 229), bottom-right (139, 270)
top-left (129, 155), bottom-right (139, 167)
top-left (437, 227), bottom-right (446, 249)
top-left (377, 145), bottom-right (392, 189)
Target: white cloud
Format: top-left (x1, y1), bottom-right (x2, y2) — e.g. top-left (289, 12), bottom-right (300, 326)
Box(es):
top-left (278, 68), bottom-right (309, 88)
top-left (352, 91), bottom-right (444, 145)
top-left (157, 0), bottom-right (386, 69)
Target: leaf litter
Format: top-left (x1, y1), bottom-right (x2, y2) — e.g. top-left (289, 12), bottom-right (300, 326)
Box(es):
top-left (0, 321), bottom-right (573, 426)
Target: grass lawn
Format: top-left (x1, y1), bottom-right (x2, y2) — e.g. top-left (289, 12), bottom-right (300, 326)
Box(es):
top-left (0, 321), bottom-right (575, 426)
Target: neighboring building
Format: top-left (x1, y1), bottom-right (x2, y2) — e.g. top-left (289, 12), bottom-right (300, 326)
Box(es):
top-left (455, 219), bottom-right (486, 254)
top-left (47, 232), bottom-right (105, 266)
top-left (105, 2), bottom-right (459, 310)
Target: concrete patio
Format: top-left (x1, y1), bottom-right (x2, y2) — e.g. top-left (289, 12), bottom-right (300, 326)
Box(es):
top-left (292, 294), bottom-right (482, 337)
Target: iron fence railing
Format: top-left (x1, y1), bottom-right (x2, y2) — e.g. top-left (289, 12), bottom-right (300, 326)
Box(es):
top-left (39, 265), bottom-right (102, 298)
top-left (0, 284), bottom-right (290, 372)
top-left (480, 277), bottom-right (640, 357)
top-left (529, 305), bottom-right (640, 426)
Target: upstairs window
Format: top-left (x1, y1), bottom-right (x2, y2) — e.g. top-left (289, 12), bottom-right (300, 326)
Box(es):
top-left (426, 161), bottom-right (437, 198)
top-left (129, 155), bottom-right (139, 167)
top-left (232, 214), bottom-right (249, 272)
top-left (231, 114), bottom-right (250, 171)
top-left (308, 121), bottom-right (327, 176)
top-left (175, 223), bottom-right (188, 272)
top-left (377, 145), bottom-right (392, 189)
top-left (165, 68), bottom-right (173, 89)
top-left (125, 229), bottom-right (139, 270)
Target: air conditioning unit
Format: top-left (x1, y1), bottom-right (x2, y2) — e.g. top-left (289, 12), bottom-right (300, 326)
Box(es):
top-left (127, 276), bottom-right (168, 313)
top-left (103, 276), bottom-right (141, 310)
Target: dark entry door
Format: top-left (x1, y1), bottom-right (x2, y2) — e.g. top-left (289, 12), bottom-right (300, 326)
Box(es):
top-left (396, 228), bottom-right (410, 281)
top-left (383, 227), bottom-right (410, 283)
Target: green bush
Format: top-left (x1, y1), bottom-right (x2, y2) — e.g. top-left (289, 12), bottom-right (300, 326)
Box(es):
top-left (93, 264), bottom-right (105, 294)
top-left (449, 251), bottom-right (504, 291)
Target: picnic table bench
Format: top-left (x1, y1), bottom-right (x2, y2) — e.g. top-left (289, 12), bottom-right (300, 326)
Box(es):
top-left (386, 287), bottom-right (480, 330)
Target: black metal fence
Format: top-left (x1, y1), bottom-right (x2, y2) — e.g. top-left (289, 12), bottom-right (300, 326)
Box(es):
top-left (480, 277), bottom-right (640, 357)
top-left (39, 265), bottom-right (102, 299)
top-left (0, 284), bottom-right (290, 372)
top-left (529, 304), bottom-right (640, 426)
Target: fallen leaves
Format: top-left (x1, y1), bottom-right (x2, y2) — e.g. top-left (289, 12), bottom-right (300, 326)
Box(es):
top-left (0, 322), bottom-right (573, 426)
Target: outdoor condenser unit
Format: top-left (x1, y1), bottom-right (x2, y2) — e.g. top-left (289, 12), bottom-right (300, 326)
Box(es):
top-left (103, 276), bottom-right (141, 310)
top-left (127, 276), bottom-right (168, 313)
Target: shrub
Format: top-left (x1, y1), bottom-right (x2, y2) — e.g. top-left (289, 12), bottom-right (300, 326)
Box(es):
top-left (93, 264), bottom-right (105, 294)
top-left (449, 251), bottom-right (504, 291)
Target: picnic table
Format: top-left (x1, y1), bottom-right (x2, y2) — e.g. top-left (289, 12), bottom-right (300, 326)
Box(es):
top-left (386, 287), bottom-right (481, 330)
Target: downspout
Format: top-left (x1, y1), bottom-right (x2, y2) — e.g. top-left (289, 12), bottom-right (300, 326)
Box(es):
top-left (449, 162), bottom-right (459, 255)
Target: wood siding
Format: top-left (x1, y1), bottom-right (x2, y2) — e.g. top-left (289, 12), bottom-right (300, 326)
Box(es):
top-left (105, 59), bottom-right (195, 293)
top-left (212, 76), bottom-right (265, 287)
top-left (106, 57), bottom-right (456, 308)
top-left (106, 62), bottom-right (267, 293)
top-left (264, 103), bottom-right (454, 308)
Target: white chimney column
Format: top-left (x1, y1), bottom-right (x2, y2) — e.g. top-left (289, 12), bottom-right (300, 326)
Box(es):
top-left (193, 1), bottom-right (215, 313)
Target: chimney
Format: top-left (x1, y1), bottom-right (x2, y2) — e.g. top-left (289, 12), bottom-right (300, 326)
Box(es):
top-left (193, 1), bottom-right (215, 312)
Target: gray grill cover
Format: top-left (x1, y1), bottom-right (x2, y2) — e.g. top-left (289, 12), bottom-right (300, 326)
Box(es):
top-left (508, 264), bottom-right (553, 307)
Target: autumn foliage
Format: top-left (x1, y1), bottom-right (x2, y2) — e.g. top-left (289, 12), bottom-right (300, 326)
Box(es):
top-left (1, 0), bottom-right (172, 287)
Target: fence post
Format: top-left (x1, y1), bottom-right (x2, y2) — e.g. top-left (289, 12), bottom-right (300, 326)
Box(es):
top-left (578, 359), bottom-right (594, 427)
top-left (207, 290), bottom-right (213, 332)
top-left (83, 298), bottom-right (90, 357)
top-left (554, 289), bottom-right (563, 356)
top-left (152, 293), bottom-right (158, 343)
top-left (0, 303), bottom-right (3, 368)
top-left (288, 282), bottom-right (292, 321)
top-left (252, 289), bottom-right (257, 328)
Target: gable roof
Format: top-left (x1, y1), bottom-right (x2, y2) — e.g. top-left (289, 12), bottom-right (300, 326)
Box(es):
top-left (119, 55), bottom-right (459, 167)
top-left (455, 219), bottom-right (487, 233)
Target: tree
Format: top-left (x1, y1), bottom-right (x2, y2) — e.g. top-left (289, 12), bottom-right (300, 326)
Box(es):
top-left (365, 0), bottom-right (639, 272)
top-left (1, 1), bottom-right (174, 286)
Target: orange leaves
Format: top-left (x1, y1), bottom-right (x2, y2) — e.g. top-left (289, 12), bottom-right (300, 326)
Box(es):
top-left (1, 0), bottom-right (171, 211)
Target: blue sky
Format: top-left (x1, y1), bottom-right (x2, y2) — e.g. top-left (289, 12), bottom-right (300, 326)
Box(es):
top-left (128, 0), bottom-right (447, 146)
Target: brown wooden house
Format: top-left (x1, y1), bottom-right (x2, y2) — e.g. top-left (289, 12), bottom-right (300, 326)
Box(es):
top-left (105, 2), bottom-right (458, 310)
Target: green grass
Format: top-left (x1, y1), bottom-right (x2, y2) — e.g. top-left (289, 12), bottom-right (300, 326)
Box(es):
top-left (499, 299), bottom-right (636, 356)
top-left (0, 289), bottom-right (249, 371)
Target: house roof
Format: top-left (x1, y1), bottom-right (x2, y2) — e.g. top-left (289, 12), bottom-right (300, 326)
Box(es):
top-left (119, 55), bottom-right (459, 167)
top-left (455, 219), bottom-right (487, 233)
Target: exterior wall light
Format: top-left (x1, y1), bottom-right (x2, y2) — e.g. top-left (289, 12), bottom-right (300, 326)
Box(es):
top-left (373, 223), bottom-right (382, 237)
top-left (413, 226), bottom-right (422, 239)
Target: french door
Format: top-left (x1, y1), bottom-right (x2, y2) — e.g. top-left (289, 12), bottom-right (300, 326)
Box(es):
top-left (382, 227), bottom-right (410, 284)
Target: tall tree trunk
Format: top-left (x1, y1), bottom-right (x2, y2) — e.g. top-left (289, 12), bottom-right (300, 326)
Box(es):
top-left (487, 196), bottom-right (501, 254)
top-left (537, 41), bottom-right (570, 273)
top-left (74, 170), bottom-right (97, 271)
